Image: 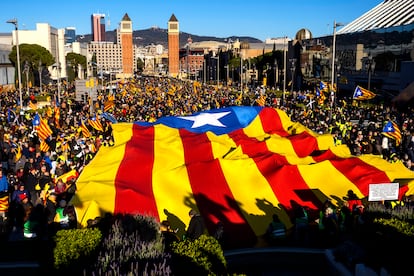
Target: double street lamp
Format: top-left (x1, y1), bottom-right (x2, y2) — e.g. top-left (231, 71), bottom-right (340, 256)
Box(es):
top-left (6, 18), bottom-right (23, 110)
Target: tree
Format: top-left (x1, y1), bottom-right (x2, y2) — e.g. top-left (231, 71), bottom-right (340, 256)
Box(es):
top-left (9, 43), bottom-right (55, 88)
top-left (136, 57), bottom-right (144, 73)
top-left (66, 52), bottom-right (87, 81)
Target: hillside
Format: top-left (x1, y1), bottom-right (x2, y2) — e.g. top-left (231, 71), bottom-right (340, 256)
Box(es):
top-left (76, 26), bottom-right (262, 48)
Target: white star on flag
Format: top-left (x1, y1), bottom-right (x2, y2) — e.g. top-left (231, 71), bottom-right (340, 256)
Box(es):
top-left (179, 111), bottom-right (231, 128)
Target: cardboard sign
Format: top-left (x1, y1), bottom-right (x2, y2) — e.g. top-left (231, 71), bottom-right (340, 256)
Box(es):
top-left (368, 183), bottom-right (399, 201)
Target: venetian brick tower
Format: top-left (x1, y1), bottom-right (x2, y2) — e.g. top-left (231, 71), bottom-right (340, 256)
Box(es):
top-left (120, 13), bottom-right (133, 76)
top-left (168, 14), bottom-right (179, 78)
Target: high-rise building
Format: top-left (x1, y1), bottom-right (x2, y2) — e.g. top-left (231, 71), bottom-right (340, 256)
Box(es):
top-left (65, 27), bottom-right (76, 44)
top-left (91, 13), bottom-right (106, 42)
top-left (168, 14), bottom-right (179, 77)
top-left (119, 13), bottom-right (133, 75)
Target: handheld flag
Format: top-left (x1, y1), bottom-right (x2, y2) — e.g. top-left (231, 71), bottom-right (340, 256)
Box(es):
top-left (353, 85), bottom-right (376, 100)
top-left (382, 121), bottom-right (402, 146)
top-left (320, 81), bottom-right (329, 93)
top-left (29, 100), bottom-right (37, 110)
top-left (55, 106), bottom-right (61, 128)
top-left (80, 120), bottom-right (91, 138)
top-left (32, 113), bottom-right (41, 127)
top-left (7, 108), bottom-right (18, 124)
top-left (101, 112), bottom-right (118, 124)
top-left (40, 140), bottom-right (50, 152)
top-left (103, 97), bottom-right (115, 112)
top-left (88, 115), bottom-right (104, 132)
top-left (255, 95), bottom-right (266, 106)
top-left (35, 115), bottom-right (53, 141)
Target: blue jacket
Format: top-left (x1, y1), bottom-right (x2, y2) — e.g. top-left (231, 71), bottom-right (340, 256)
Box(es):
top-left (0, 175), bottom-right (8, 192)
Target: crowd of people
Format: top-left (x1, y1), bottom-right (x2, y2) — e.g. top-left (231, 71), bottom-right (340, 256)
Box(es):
top-left (0, 75), bottom-right (413, 243)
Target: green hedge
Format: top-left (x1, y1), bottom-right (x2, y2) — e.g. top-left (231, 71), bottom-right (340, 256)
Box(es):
top-left (171, 234), bottom-right (227, 275)
top-left (53, 228), bottom-right (102, 270)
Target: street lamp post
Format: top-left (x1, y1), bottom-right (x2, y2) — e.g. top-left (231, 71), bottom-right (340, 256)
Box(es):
top-left (335, 61), bottom-right (341, 94)
top-left (186, 43), bottom-right (190, 79)
top-left (23, 61), bottom-right (30, 95)
top-left (211, 54), bottom-right (219, 90)
top-left (7, 18), bottom-right (23, 110)
top-left (226, 65), bottom-right (229, 86)
top-left (282, 36), bottom-right (287, 105)
top-left (54, 35), bottom-right (62, 104)
top-left (330, 20), bottom-right (343, 106)
top-left (38, 59), bottom-right (43, 94)
top-left (274, 59), bottom-right (278, 90)
top-left (290, 58), bottom-right (296, 94)
top-left (367, 55), bottom-right (376, 91)
top-left (240, 54), bottom-right (243, 93)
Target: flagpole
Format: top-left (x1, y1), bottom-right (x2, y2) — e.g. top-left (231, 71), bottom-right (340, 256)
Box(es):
top-left (7, 19), bottom-right (23, 111)
top-left (283, 36), bottom-right (287, 106)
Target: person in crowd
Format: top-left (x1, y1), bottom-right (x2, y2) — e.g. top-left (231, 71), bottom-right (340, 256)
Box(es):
top-left (10, 183), bottom-right (30, 205)
top-left (338, 201), bottom-right (353, 236)
top-left (213, 221), bottom-right (227, 248)
top-left (266, 214), bottom-right (287, 245)
top-left (345, 190), bottom-right (364, 214)
top-left (160, 220), bottom-right (180, 253)
top-left (1, 74), bottom-right (414, 248)
top-left (186, 209), bottom-right (206, 240)
top-left (54, 199), bottom-right (70, 230)
top-left (293, 205), bottom-right (309, 246)
top-left (45, 192), bottom-right (58, 237)
top-left (318, 200), bottom-right (339, 247)
top-left (54, 178), bottom-right (67, 202)
top-left (38, 164), bottom-right (52, 191)
top-left (23, 167), bottom-right (40, 206)
top-left (0, 169), bottom-right (9, 194)
top-left (0, 169), bottom-right (9, 219)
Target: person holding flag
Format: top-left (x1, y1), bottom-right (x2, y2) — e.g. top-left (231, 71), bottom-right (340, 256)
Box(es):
top-left (382, 120), bottom-right (402, 147)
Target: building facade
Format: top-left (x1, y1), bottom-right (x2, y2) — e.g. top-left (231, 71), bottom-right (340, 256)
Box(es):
top-left (87, 13), bottom-right (138, 79)
top-left (293, 0), bottom-right (414, 97)
top-left (0, 44), bottom-right (14, 88)
top-left (65, 27), bottom-right (76, 44)
top-left (91, 14), bottom-right (106, 42)
top-left (9, 23), bottom-right (66, 80)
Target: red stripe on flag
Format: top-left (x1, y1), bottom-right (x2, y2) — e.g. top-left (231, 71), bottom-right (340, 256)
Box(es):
top-left (230, 129), bottom-right (320, 213)
top-left (289, 132), bottom-right (321, 158)
top-left (180, 129), bottom-right (257, 247)
top-left (330, 158), bottom-right (391, 195)
top-left (258, 108), bottom-right (289, 136)
top-left (114, 125), bottom-right (158, 218)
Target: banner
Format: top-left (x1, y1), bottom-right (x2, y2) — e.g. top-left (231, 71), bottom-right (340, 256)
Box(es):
top-left (72, 106), bottom-right (414, 247)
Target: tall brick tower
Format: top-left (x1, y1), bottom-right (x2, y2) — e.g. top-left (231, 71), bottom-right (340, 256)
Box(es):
top-left (120, 13), bottom-right (133, 77)
top-left (168, 14), bottom-right (179, 78)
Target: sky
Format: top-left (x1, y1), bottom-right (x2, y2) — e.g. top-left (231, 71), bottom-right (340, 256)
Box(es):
top-left (1, 0), bottom-right (383, 41)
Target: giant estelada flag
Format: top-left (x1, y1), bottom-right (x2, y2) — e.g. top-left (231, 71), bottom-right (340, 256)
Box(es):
top-left (72, 106), bottom-right (414, 248)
